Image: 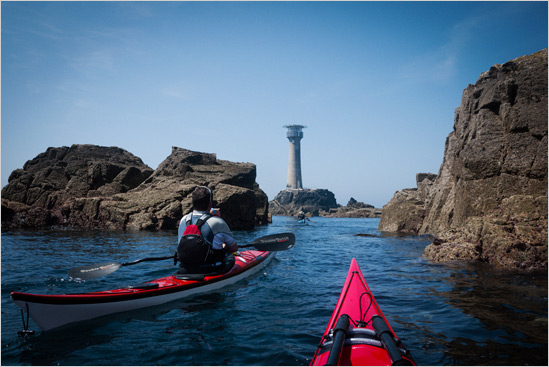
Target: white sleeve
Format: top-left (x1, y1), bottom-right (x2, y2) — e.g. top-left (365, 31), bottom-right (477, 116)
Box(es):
top-left (207, 217), bottom-right (233, 236)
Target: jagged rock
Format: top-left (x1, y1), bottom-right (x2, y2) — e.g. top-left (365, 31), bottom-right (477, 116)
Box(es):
top-left (378, 174), bottom-right (436, 232)
top-left (269, 188), bottom-right (338, 216)
top-left (269, 190), bottom-right (382, 218)
top-left (377, 189), bottom-right (426, 232)
top-left (347, 197), bottom-right (374, 209)
top-left (2, 145), bottom-right (269, 231)
top-left (2, 144), bottom-right (153, 207)
top-left (2, 144), bottom-right (153, 228)
top-left (378, 49), bottom-right (548, 271)
top-left (423, 238), bottom-right (481, 263)
top-left (323, 197), bottom-right (382, 218)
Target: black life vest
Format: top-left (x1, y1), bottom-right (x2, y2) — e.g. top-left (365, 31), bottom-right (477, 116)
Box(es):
top-left (177, 214), bottom-right (220, 266)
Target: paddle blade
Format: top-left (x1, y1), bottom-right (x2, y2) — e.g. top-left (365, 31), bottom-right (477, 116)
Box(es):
top-left (68, 262), bottom-right (122, 280)
top-left (242, 232), bottom-right (295, 251)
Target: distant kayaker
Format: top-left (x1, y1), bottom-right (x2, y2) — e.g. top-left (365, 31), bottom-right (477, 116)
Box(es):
top-left (176, 186), bottom-right (238, 273)
top-left (297, 211), bottom-right (310, 221)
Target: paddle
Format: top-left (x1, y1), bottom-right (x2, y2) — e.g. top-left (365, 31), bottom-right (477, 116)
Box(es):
top-left (67, 232), bottom-right (295, 280)
top-left (239, 232), bottom-right (295, 251)
top-left (67, 256), bottom-right (174, 281)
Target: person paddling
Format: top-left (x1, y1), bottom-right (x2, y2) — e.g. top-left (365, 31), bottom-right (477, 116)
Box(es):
top-left (297, 211), bottom-right (311, 222)
top-left (176, 186), bottom-right (238, 274)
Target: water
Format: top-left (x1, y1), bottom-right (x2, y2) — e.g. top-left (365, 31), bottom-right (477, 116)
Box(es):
top-left (2, 217), bottom-right (547, 365)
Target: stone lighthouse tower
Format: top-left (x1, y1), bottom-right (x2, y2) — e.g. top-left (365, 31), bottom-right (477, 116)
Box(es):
top-left (284, 125), bottom-right (306, 189)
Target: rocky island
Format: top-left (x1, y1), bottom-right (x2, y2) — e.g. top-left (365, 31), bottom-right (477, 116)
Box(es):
top-left (2, 145), bottom-right (269, 231)
top-left (379, 49), bottom-right (548, 271)
top-left (269, 188), bottom-right (338, 216)
top-left (322, 197), bottom-right (382, 218)
top-left (269, 188), bottom-right (381, 218)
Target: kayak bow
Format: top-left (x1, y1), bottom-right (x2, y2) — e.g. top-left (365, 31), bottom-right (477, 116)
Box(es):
top-left (310, 258), bottom-right (415, 366)
top-left (11, 250), bottom-right (273, 331)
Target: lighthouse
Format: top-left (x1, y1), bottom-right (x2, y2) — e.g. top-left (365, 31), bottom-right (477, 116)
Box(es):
top-left (284, 125), bottom-right (306, 189)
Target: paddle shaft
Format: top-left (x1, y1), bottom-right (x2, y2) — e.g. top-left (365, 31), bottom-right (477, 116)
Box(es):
top-left (239, 232), bottom-right (295, 251)
top-left (68, 232), bottom-right (295, 280)
top-left (122, 255), bottom-right (174, 266)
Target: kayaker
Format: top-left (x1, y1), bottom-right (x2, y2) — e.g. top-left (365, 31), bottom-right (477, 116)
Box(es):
top-left (176, 186), bottom-right (238, 273)
top-left (297, 211), bottom-right (310, 221)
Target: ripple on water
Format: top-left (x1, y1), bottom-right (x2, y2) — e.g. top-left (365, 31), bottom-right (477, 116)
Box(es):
top-left (2, 217), bottom-right (547, 366)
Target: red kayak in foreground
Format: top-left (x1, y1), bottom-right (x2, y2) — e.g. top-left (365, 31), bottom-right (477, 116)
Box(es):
top-left (311, 258), bottom-right (415, 366)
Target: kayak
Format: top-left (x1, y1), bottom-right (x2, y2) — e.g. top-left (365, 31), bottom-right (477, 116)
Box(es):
top-left (310, 258), bottom-right (415, 366)
top-left (11, 250), bottom-right (273, 331)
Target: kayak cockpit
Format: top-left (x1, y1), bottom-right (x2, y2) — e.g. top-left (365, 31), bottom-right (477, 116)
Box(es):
top-left (315, 314), bottom-right (414, 366)
top-left (310, 258), bottom-right (416, 366)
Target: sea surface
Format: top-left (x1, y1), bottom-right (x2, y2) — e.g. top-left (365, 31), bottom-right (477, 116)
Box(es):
top-left (2, 216), bottom-right (547, 366)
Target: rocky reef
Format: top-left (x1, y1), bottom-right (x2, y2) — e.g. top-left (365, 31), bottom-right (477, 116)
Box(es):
top-left (269, 188), bottom-right (338, 217)
top-left (378, 173), bottom-right (437, 232)
top-left (2, 145), bottom-right (269, 231)
top-left (322, 197), bottom-right (382, 218)
top-left (378, 49), bottom-right (548, 271)
top-left (269, 189), bottom-right (381, 218)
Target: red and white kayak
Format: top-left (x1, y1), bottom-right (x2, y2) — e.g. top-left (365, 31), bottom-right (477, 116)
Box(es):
top-left (11, 250), bottom-right (273, 331)
top-left (310, 258), bottom-right (415, 366)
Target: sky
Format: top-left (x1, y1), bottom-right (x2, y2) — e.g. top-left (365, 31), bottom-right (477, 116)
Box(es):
top-left (1, 1), bottom-right (547, 208)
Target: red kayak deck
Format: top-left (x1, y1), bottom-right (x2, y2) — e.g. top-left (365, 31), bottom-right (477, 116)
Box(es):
top-left (310, 258), bottom-right (414, 366)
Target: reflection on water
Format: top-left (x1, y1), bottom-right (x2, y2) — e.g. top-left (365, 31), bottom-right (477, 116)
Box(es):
top-left (1, 217), bottom-right (547, 365)
top-left (435, 262), bottom-right (547, 343)
top-left (443, 337), bottom-right (547, 366)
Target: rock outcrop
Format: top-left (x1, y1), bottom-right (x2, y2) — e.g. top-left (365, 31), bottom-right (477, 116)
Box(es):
top-left (269, 188), bottom-right (338, 216)
top-left (378, 49), bottom-right (548, 271)
top-left (269, 189), bottom-right (382, 218)
top-left (377, 173), bottom-right (436, 232)
top-left (2, 145), bottom-right (154, 205)
top-left (2, 145), bottom-right (269, 231)
top-left (323, 197), bottom-right (382, 218)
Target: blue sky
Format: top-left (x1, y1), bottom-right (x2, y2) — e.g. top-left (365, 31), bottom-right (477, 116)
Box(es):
top-left (2, 1), bottom-right (547, 208)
